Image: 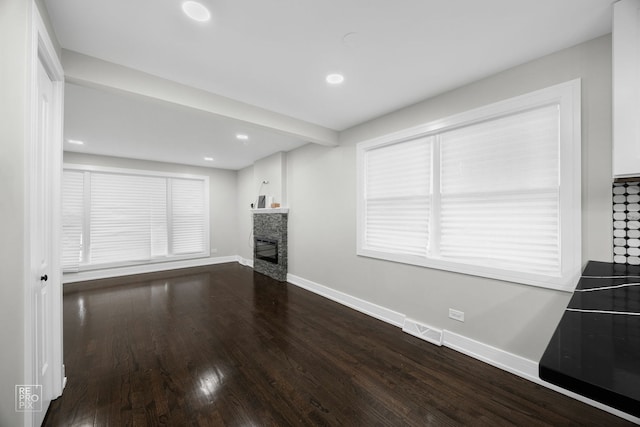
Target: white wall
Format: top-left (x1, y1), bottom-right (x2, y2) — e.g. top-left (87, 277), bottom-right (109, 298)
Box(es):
top-left (237, 166), bottom-right (256, 261)
top-left (0, 0), bottom-right (31, 424)
top-left (63, 152), bottom-right (240, 258)
top-left (254, 151), bottom-right (287, 207)
top-left (286, 34), bottom-right (613, 362)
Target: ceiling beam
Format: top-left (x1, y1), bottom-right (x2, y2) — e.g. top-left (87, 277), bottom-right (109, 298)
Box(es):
top-left (61, 49), bottom-right (339, 147)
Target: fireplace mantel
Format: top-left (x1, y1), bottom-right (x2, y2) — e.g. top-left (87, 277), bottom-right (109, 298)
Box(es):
top-left (251, 208), bottom-right (289, 214)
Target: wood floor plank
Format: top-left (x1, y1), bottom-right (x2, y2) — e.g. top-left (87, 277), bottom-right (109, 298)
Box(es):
top-left (44, 263), bottom-right (635, 426)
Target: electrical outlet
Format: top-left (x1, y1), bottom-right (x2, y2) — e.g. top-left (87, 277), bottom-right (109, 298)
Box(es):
top-left (448, 308), bottom-right (465, 322)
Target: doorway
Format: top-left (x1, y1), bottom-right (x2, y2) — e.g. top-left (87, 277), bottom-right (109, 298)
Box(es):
top-left (27, 6), bottom-right (65, 426)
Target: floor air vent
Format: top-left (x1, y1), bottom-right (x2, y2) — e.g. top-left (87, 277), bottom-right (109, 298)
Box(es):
top-left (402, 318), bottom-right (443, 346)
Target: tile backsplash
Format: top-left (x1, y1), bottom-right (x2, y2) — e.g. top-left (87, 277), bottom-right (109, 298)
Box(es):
top-left (613, 181), bottom-right (640, 265)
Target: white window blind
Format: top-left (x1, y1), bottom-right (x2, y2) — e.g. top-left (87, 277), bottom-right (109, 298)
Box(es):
top-left (61, 170), bottom-right (84, 272)
top-left (62, 166), bottom-right (209, 272)
top-left (170, 178), bottom-right (206, 255)
top-left (364, 137), bottom-right (431, 257)
top-left (439, 105), bottom-right (560, 275)
top-left (150, 178), bottom-right (168, 258)
top-left (89, 173), bottom-right (166, 265)
top-left (357, 80), bottom-right (581, 290)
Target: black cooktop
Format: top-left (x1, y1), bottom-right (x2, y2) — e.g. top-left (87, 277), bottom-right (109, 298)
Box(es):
top-left (539, 261), bottom-right (640, 417)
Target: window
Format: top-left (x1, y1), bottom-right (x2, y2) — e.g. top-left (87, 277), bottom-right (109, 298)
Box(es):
top-left (62, 165), bottom-right (209, 272)
top-left (365, 137), bottom-right (432, 257)
top-left (357, 80), bottom-right (581, 291)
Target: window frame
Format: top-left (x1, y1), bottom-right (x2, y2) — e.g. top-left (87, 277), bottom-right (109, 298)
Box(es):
top-left (356, 80), bottom-right (581, 291)
top-left (62, 163), bottom-right (210, 272)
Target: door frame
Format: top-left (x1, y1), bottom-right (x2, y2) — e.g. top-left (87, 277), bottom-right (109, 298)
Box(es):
top-left (24, 4), bottom-right (64, 426)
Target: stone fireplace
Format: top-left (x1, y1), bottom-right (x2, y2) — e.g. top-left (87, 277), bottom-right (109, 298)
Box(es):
top-left (253, 209), bottom-right (288, 281)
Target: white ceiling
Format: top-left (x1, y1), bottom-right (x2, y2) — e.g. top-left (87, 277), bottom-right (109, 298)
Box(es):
top-left (45, 0), bottom-right (614, 169)
top-left (63, 83), bottom-right (308, 170)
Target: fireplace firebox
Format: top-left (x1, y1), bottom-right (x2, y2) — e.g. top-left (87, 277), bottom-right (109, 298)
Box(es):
top-left (255, 237), bottom-right (278, 264)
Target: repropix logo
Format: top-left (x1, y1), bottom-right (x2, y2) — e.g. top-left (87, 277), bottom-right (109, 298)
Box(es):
top-left (15, 385), bottom-right (42, 412)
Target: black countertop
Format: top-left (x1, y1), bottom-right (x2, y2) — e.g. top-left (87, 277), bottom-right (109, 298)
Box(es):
top-left (539, 261), bottom-right (640, 417)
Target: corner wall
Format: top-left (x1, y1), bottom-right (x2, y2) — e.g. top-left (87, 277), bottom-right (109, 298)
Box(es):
top-left (237, 165), bottom-right (256, 262)
top-left (253, 151), bottom-right (287, 207)
top-left (286, 34), bottom-right (613, 362)
top-left (236, 151), bottom-right (291, 264)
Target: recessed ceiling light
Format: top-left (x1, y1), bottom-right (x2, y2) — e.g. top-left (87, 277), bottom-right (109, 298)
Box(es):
top-left (326, 73), bottom-right (345, 85)
top-left (204, 157), bottom-right (214, 161)
top-left (182, 1), bottom-right (211, 22)
top-left (66, 139), bottom-right (84, 145)
top-left (236, 134), bottom-right (249, 140)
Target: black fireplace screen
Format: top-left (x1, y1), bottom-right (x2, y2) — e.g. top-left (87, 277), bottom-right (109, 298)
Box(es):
top-left (255, 237), bottom-right (278, 264)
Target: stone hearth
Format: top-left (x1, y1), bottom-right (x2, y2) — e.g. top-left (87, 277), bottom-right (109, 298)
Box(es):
top-left (253, 210), bottom-right (288, 281)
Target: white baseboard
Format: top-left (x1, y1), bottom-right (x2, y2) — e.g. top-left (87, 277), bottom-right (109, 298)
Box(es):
top-left (286, 273), bottom-right (405, 327)
top-left (285, 270), bottom-right (639, 424)
top-left (442, 330), bottom-right (539, 380)
top-left (237, 256), bottom-right (254, 268)
top-left (62, 256), bottom-right (238, 284)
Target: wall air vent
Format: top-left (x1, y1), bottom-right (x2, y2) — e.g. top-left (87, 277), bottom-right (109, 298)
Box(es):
top-left (402, 318), bottom-right (443, 346)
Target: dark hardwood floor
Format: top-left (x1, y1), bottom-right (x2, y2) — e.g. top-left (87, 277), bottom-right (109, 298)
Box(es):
top-left (44, 263), bottom-right (634, 426)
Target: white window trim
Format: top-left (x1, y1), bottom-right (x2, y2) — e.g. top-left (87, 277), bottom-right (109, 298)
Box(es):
top-left (356, 80), bottom-right (581, 291)
top-left (63, 163), bottom-right (210, 272)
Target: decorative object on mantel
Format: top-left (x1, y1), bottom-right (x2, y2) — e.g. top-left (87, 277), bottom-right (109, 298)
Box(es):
top-left (271, 203), bottom-right (280, 208)
top-left (257, 195), bottom-right (266, 208)
top-left (612, 181), bottom-right (640, 265)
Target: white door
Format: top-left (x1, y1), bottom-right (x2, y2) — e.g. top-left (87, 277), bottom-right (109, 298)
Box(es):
top-left (26, 8), bottom-right (65, 427)
top-left (32, 57), bottom-right (55, 427)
